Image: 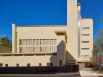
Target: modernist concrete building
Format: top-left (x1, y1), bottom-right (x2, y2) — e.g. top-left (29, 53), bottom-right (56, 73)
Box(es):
top-left (0, 0), bottom-right (93, 67)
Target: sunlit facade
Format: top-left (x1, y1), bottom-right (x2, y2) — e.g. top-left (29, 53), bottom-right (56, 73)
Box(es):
top-left (0, 0), bottom-right (93, 67)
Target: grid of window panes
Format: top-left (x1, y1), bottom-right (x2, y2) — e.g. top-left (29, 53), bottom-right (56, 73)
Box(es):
top-left (19, 39), bottom-right (57, 53)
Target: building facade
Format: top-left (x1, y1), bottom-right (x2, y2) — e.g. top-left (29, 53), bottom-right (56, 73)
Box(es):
top-left (0, 0), bottom-right (93, 67)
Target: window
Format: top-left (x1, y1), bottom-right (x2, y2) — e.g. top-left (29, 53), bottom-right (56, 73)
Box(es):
top-left (19, 39), bottom-right (26, 45)
top-left (29, 39), bottom-right (32, 45)
top-left (43, 39), bottom-right (46, 45)
top-left (82, 34), bottom-right (90, 36)
top-left (50, 63), bottom-right (53, 66)
top-left (40, 47), bottom-right (42, 52)
top-left (20, 47), bottom-right (26, 53)
top-left (36, 39), bottom-right (39, 45)
top-left (59, 60), bottom-right (62, 66)
top-left (39, 63), bottom-right (42, 66)
top-left (26, 39), bottom-right (30, 45)
top-left (5, 64), bottom-right (8, 67)
top-left (33, 39), bottom-right (35, 45)
top-left (54, 39), bottom-right (57, 45)
top-left (81, 41), bottom-right (89, 43)
top-left (81, 55), bottom-right (89, 58)
top-left (47, 62), bottom-right (53, 66)
top-left (19, 39), bottom-right (22, 45)
top-left (47, 39), bottom-right (50, 45)
top-left (16, 64), bottom-right (19, 67)
top-left (27, 63), bottom-right (30, 67)
top-left (82, 27), bottom-right (90, 30)
top-left (81, 48), bottom-right (89, 50)
top-left (50, 39), bottom-right (53, 45)
top-left (33, 47), bottom-right (35, 52)
top-left (29, 47), bottom-right (33, 53)
top-left (0, 63), bottom-right (3, 67)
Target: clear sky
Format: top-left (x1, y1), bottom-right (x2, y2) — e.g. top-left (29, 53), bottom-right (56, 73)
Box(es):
top-left (0, 0), bottom-right (102, 41)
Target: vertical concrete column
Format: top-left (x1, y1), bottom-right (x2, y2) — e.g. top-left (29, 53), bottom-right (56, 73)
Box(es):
top-left (66, 0), bottom-right (78, 63)
top-left (12, 24), bottom-right (17, 53)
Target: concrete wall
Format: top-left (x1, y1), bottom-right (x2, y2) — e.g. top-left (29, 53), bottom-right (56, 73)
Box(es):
top-left (0, 55), bottom-right (57, 67)
top-left (66, 0), bottom-right (78, 63)
top-left (78, 19), bottom-right (93, 62)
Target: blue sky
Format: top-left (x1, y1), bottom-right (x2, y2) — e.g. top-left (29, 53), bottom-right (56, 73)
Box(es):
top-left (0, 0), bottom-right (102, 41)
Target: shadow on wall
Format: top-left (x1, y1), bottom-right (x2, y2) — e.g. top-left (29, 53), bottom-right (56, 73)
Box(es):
top-left (50, 40), bottom-right (76, 66)
top-left (66, 51), bottom-right (76, 64)
top-left (50, 40), bottom-right (65, 66)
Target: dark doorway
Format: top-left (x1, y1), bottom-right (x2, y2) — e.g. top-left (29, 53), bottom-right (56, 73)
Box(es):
top-left (59, 60), bottom-right (62, 66)
top-left (5, 64), bottom-right (8, 67)
top-left (27, 63), bottom-right (30, 67)
top-left (16, 64), bottom-right (19, 67)
top-left (39, 63), bottom-right (42, 66)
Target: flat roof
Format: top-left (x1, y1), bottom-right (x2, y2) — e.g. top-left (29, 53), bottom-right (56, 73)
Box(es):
top-left (16, 25), bottom-right (67, 27)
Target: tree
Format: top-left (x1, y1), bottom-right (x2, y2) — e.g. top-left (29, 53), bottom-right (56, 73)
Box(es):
top-left (0, 39), bottom-right (12, 48)
top-left (93, 40), bottom-right (100, 56)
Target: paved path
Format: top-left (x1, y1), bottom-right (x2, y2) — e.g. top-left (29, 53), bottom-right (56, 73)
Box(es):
top-left (0, 68), bottom-right (103, 77)
top-left (79, 68), bottom-right (103, 77)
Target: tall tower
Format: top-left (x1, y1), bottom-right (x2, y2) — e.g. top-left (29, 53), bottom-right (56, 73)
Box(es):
top-left (66, 0), bottom-right (78, 63)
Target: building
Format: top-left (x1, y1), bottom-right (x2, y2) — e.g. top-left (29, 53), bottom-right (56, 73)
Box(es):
top-left (0, 0), bottom-right (93, 67)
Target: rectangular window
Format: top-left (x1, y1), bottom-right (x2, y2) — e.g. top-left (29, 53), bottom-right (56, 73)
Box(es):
top-left (81, 55), bottom-right (89, 58)
top-left (59, 60), bottom-right (62, 66)
top-left (43, 39), bottom-right (46, 45)
top-left (36, 39), bottom-right (39, 45)
top-left (50, 39), bottom-right (53, 45)
top-left (5, 64), bottom-right (8, 67)
top-left (33, 39), bottom-right (35, 45)
top-left (47, 39), bottom-right (49, 45)
top-left (54, 39), bottom-right (57, 45)
top-left (81, 48), bottom-right (89, 50)
top-left (82, 27), bottom-right (90, 30)
top-left (29, 47), bottom-right (33, 53)
top-left (40, 39), bottom-right (43, 45)
top-left (27, 63), bottom-right (30, 67)
top-left (26, 39), bottom-right (30, 45)
top-left (19, 39), bottom-right (26, 45)
top-left (16, 64), bottom-right (19, 67)
top-left (33, 47), bottom-right (35, 52)
top-left (20, 47), bottom-right (26, 53)
top-left (19, 39), bottom-right (22, 45)
top-left (82, 34), bottom-right (90, 36)
top-left (0, 63), bottom-right (3, 67)
top-left (47, 62), bottom-right (53, 66)
top-left (54, 46), bottom-right (57, 52)
top-left (36, 47), bottom-right (40, 52)
top-left (81, 41), bottom-right (89, 43)
top-left (39, 63), bottom-right (42, 66)
top-left (29, 39), bottom-right (33, 45)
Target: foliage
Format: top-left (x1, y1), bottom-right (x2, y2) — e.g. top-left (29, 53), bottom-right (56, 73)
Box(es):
top-left (93, 40), bottom-right (100, 56)
top-left (0, 39), bottom-right (12, 48)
